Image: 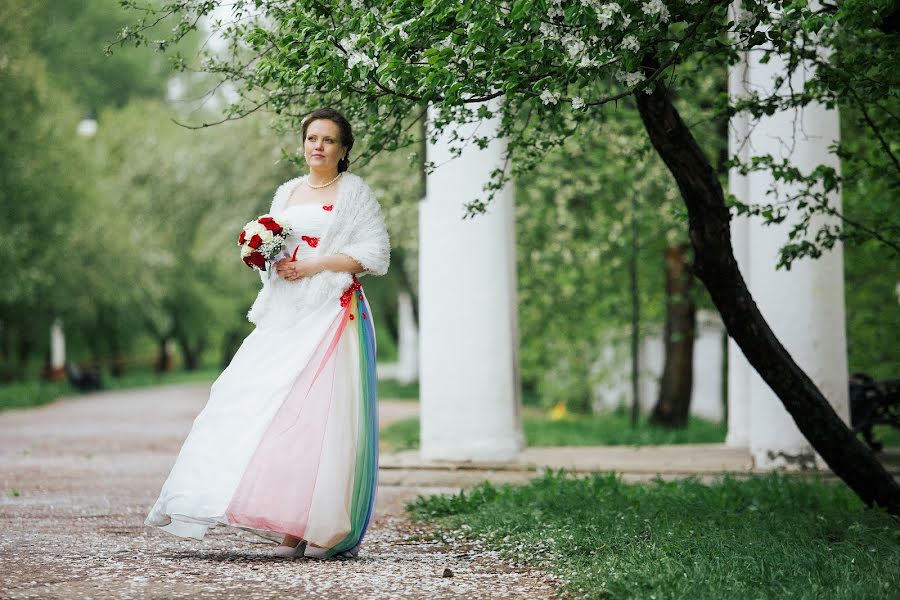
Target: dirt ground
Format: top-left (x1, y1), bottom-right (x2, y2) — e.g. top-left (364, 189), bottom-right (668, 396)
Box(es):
top-left (0, 383), bottom-right (561, 599)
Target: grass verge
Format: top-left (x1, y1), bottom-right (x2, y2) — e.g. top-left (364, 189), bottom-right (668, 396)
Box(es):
top-left (377, 379), bottom-right (419, 400)
top-left (407, 470), bottom-right (900, 599)
top-left (380, 406), bottom-right (728, 451)
top-left (0, 367), bottom-right (219, 411)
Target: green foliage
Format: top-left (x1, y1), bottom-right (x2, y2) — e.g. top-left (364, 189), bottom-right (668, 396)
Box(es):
top-left (0, 0), bottom-right (95, 378)
top-left (112, 0), bottom-right (897, 263)
top-left (408, 470), bottom-right (900, 599)
top-left (80, 100), bottom-right (296, 365)
top-left (27, 0), bottom-right (173, 111)
top-left (514, 82), bottom-right (722, 410)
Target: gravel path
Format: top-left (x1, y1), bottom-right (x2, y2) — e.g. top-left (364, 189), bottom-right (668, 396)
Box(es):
top-left (0, 383), bottom-right (560, 599)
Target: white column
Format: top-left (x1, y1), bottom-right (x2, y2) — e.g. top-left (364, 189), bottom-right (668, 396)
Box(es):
top-left (726, 11), bottom-right (752, 446)
top-left (691, 310), bottom-right (725, 423)
top-left (50, 317), bottom-right (66, 378)
top-left (737, 6), bottom-right (850, 468)
top-left (394, 291), bottom-right (419, 384)
top-left (419, 100), bottom-right (524, 462)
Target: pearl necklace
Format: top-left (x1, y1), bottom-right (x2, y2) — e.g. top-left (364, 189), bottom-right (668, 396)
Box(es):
top-left (306, 173), bottom-right (342, 189)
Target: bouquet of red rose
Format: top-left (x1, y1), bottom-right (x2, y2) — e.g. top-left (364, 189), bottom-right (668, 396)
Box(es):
top-left (238, 214), bottom-right (293, 272)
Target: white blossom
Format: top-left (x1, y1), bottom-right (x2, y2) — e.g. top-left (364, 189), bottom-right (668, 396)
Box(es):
top-left (735, 9), bottom-right (756, 27)
top-left (539, 22), bottom-right (562, 45)
top-left (577, 54), bottom-right (595, 68)
top-left (571, 96), bottom-right (586, 109)
top-left (347, 50), bottom-right (375, 68)
top-left (562, 34), bottom-right (585, 59)
top-left (615, 69), bottom-right (646, 87)
top-left (641, 0), bottom-right (670, 22)
top-left (594, 3), bottom-right (621, 29)
top-left (540, 89), bottom-right (561, 105)
top-left (621, 34), bottom-right (640, 52)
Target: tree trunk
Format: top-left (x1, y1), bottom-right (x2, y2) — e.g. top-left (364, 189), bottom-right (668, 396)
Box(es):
top-left (176, 335), bottom-right (205, 371)
top-left (155, 337), bottom-right (173, 374)
top-left (634, 53), bottom-right (900, 513)
top-left (221, 327), bottom-right (243, 369)
top-left (629, 193), bottom-right (641, 428)
top-left (16, 332), bottom-right (32, 381)
top-left (650, 244), bottom-right (696, 428)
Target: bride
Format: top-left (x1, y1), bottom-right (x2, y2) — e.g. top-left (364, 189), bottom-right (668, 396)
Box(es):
top-left (144, 107), bottom-right (390, 559)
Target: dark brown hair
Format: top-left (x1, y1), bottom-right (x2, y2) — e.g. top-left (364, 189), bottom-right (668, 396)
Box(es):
top-left (301, 108), bottom-right (354, 173)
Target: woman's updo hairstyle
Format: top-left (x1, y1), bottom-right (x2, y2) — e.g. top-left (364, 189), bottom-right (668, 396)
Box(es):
top-left (301, 107), bottom-right (354, 173)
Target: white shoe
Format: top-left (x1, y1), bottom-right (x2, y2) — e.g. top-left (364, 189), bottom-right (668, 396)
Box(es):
top-left (273, 540), bottom-right (307, 559)
top-left (302, 544), bottom-right (327, 559)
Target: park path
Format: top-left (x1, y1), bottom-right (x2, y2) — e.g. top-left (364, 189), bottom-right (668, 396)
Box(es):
top-left (0, 383), bottom-right (560, 599)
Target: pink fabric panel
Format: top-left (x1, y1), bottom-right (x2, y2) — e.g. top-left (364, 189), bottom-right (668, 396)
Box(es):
top-left (225, 307), bottom-right (350, 537)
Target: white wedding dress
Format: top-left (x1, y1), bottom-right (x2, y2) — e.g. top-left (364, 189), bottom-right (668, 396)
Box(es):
top-left (145, 201), bottom-right (379, 558)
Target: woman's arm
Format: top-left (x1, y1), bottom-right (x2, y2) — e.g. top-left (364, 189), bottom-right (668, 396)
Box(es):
top-left (315, 253), bottom-right (365, 275)
top-left (273, 253), bottom-right (363, 280)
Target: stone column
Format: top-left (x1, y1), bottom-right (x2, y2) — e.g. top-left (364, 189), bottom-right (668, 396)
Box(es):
top-left (728, 1), bottom-right (850, 467)
top-left (49, 317), bottom-right (66, 382)
top-left (418, 101), bottom-right (524, 462)
top-left (394, 291), bottom-right (419, 385)
top-left (725, 13), bottom-right (752, 446)
top-left (691, 310), bottom-right (725, 424)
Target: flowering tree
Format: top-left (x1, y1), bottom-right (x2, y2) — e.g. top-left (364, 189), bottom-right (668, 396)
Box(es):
top-left (112, 0), bottom-right (900, 511)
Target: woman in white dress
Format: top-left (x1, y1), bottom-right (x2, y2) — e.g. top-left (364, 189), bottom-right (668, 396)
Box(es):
top-left (145, 108), bottom-right (390, 559)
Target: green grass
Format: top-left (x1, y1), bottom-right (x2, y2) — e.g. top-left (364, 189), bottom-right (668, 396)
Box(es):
top-left (872, 425), bottom-right (900, 448)
top-left (380, 406), bottom-right (728, 451)
top-left (0, 380), bottom-right (74, 411)
top-left (407, 470), bottom-right (900, 599)
top-left (525, 405), bottom-right (727, 446)
top-left (380, 405), bottom-right (900, 450)
top-left (0, 366), bottom-right (219, 411)
top-left (379, 415), bottom-right (421, 451)
top-left (377, 379), bottom-right (419, 400)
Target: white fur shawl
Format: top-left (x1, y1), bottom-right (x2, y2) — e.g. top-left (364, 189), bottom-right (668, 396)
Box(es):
top-left (246, 172), bottom-right (390, 326)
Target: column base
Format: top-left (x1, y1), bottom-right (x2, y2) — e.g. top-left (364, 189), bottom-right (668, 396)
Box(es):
top-left (420, 437), bottom-right (522, 464)
top-left (751, 445), bottom-right (829, 471)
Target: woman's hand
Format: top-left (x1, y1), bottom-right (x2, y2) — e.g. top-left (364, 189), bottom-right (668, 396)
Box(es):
top-left (274, 257), bottom-right (323, 281)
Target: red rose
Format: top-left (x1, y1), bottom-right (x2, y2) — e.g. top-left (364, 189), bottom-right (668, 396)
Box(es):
top-left (238, 230), bottom-right (246, 245)
top-left (249, 251), bottom-right (266, 269)
top-left (258, 216), bottom-right (275, 223)
top-left (261, 220), bottom-right (278, 230)
top-left (248, 233), bottom-right (263, 249)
